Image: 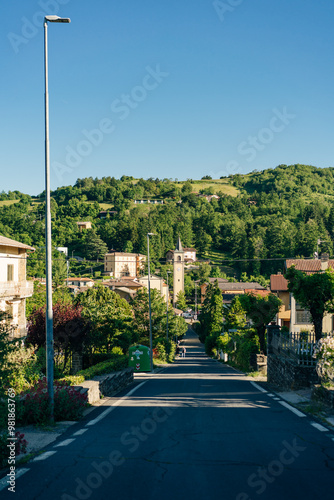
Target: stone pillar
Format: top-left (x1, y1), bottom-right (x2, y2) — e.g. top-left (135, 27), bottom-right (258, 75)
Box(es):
top-left (72, 352), bottom-right (83, 374)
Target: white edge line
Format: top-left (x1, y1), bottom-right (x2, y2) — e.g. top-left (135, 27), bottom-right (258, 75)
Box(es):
top-left (32, 451), bottom-right (57, 462)
top-left (279, 400), bottom-right (306, 417)
top-left (73, 429), bottom-right (88, 436)
top-left (86, 381), bottom-right (146, 427)
top-left (311, 422), bottom-right (329, 432)
top-left (250, 381), bottom-right (268, 393)
top-left (0, 468), bottom-right (30, 491)
top-left (54, 438), bottom-right (76, 447)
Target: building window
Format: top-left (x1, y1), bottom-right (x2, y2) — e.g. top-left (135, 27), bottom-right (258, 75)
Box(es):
top-left (7, 264), bottom-right (14, 282)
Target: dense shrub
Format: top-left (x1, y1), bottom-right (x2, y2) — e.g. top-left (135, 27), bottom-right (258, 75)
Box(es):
top-left (75, 355), bottom-right (128, 379)
top-left (154, 339), bottom-right (176, 363)
top-left (5, 345), bottom-right (42, 394)
top-left (220, 330), bottom-right (259, 372)
top-left (17, 378), bottom-right (88, 425)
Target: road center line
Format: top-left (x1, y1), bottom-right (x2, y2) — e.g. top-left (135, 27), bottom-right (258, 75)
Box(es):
top-left (86, 381), bottom-right (147, 426)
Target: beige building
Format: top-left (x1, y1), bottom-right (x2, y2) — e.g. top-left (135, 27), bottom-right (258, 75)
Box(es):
top-left (0, 235), bottom-right (35, 337)
top-left (76, 221), bottom-right (92, 231)
top-left (173, 237), bottom-right (184, 307)
top-left (103, 278), bottom-right (143, 302)
top-left (138, 275), bottom-right (168, 302)
top-left (166, 247), bottom-right (196, 263)
top-left (282, 256), bottom-right (334, 334)
top-left (104, 252), bottom-right (146, 278)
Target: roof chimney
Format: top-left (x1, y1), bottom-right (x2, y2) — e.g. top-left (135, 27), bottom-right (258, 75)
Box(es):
top-left (320, 253), bottom-right (329, 271)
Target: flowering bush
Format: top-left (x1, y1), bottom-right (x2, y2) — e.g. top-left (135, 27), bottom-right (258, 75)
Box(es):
top-left (313, 336), bottom-right (334, 385)
top-left (18, 377), bottom-right (88, 425)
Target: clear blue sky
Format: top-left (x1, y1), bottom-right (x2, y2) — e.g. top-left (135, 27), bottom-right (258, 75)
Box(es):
top-left (1, 0), bottom-right (334, 195)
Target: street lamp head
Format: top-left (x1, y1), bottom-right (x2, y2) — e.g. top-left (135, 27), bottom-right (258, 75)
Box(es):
top-left (45, 15), bottom-right (71, 23)
top-left (147, 233), bottom-right (156, 236)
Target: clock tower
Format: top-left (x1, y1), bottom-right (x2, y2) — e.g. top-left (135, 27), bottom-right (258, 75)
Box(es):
top-left (173, 236), bottom-right (184, 307)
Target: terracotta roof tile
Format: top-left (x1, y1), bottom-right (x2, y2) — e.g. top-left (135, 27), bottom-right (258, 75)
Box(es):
top-left (286, 259), bottom-right (334, 275)
top-left (270, 274), bottom-right (288, 291)
top-left (0, 235), bottom-right (35, 251)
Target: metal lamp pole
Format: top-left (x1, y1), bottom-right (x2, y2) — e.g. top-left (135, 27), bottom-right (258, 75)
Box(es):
top-left (44, 15), bottom-right (70, 421)
top-left (147, 233), bottom-right (155, 372)
top-left (166, 270), bottom-right (171, 342)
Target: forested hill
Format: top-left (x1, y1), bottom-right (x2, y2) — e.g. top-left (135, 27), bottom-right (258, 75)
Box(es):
top-left (231, 164), bottom-right (334, 196)
top-left (0, 164), bottom-right (334, 280)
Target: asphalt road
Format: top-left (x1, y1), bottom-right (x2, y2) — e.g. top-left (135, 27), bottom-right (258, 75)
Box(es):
top-left (1, 328), bottom-right (334, 500)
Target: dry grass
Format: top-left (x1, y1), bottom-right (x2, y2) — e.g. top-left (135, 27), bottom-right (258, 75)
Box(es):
top-left (0, 200), bottom-right (20, 207)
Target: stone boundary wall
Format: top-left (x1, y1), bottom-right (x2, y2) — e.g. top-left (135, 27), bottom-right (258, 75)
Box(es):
top-left (74, 367), bottom-right (134, 404)
top-left (267, 353), bottom-right (319, 390)
top-left (311, 385), bottom-right (334, 409)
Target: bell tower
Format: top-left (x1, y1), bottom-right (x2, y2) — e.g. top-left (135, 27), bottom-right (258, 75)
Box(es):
top-left (173, 236), bottom-right (184, 307)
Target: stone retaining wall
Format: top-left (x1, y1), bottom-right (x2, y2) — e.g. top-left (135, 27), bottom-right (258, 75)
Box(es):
top-left (74, 367), bottom-right (134, 404)
top-left (311, 385), bottom-right (334, 409)
top-left (267, 353), bottom-right (319, 390)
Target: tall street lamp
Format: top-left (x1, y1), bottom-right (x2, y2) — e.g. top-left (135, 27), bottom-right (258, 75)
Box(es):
top-left (44, 14), bottom-right (70, 421)
top-left (147, 233), bottom-right (155, 372)
top-left (166, 270), bottom-right (171, 342)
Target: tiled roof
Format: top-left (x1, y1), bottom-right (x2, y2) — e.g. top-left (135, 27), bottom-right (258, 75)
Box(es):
top-left (217, 282), bottom-right (266, 291)
top-left (66, 277), bottom-right (94, 283)
top-left (286, 259), bottom-right (334, 274)
top-left (0, 235), bottom-right (35, 251)
top-left (270, 274), bottom-right (288, 291)
top-left (207, 278), bottom-right (229, 284)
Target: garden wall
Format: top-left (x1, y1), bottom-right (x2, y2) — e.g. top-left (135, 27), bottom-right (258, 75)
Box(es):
top-left (74, 367), bottom-right (134, 404)
top-left (311, 385), bottom-right (334, 409)
top-left (267, 353), bottom-right (319, 390)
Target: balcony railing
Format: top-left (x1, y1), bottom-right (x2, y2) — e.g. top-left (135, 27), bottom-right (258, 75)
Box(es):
top-left (0, 280), bottom-right (34, 298)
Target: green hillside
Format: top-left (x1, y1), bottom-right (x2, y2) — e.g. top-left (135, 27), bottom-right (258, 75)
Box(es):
top-left (0, 165), bottom-right (333, 280)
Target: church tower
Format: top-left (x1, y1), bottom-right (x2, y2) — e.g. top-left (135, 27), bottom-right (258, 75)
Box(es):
top-left (173, 236), bottom-right (184, 307)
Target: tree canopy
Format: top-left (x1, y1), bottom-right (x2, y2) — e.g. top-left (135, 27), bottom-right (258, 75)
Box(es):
top-left (285, 266), bottom-right (334, 340)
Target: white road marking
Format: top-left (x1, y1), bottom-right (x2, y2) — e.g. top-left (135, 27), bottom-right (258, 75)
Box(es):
top-left (0, 468), bottom-right (30, 492)
top-left (250, 381), bottom-right (267, 393)
top-left (73, 429), bottom-right (88, 436)
top-left (279, 401), bottom-right (306, 417)
top-left (54, 438), bottom-right (76, 447)
top-left (32, 451), bottom-right (57, 461)
top-left (86, 382), bottom-right (146, 426)
top-left (311, 422), bottom-right (329, 432)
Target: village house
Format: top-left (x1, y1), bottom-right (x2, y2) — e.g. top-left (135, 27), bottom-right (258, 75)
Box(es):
top-left (270, 273), bottom-right (291, 329)
top-left (275, 255), bottom-right (334, 334)
top-left (104, 251), bottom-right (146, 278)
top-left (103, 277), bottom-right (143, 302)
top-left (200, 278), bottom-right (266, 305)
top-left (76, 221), bottom-right (92, 231)
top-left (0, 235), bottom-right (35, 337)
top-left (65, 277), bottom-right (95, 295)
top-left (138, 275), bottom-right (168, 302)
top-left (166, 247), bottom-right (197, 263)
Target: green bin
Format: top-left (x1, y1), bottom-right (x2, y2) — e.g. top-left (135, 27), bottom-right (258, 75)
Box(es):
top-left (129, 345), bottom-right (151, 372)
